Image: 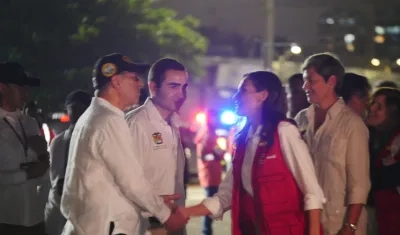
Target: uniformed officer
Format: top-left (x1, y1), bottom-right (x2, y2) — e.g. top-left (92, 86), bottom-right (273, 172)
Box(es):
top-left (126, 58), bottom-right (189, 235)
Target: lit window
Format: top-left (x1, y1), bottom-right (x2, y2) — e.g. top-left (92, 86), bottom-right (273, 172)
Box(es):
top-left (375, 26), bottom-right (385, 35)
top-left (344, 34), bottom-right (355, 43)
top-left (386, 26), bottom-right (400, 35)
top-left (374, 35), bottom-right (385, 44)
top-left (326, 17), bottom-right (335, 25)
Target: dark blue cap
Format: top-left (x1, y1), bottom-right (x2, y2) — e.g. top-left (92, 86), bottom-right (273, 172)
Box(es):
top-left (92, 53), bottom-right (150, 89)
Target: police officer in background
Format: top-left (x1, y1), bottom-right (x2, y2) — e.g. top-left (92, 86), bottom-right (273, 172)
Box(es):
top-left (126, 58), bottom-right (189, 235)
top-left (0, 62), bottom-right (49, 235)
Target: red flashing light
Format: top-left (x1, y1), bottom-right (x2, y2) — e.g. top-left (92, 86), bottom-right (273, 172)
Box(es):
top-left (60, 114), bottom-right (70, 123)
top-left (195, 112), bottom-right (207, 125)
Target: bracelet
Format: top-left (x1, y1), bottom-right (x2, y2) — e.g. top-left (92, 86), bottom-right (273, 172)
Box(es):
top-left (344, 223), bottom-right (357, 232)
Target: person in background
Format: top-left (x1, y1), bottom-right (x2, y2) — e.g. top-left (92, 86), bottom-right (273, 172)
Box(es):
top-left (373, 80), bottom-right (398, 90)
top-left (193, 109), bottom-right (223, 235)
top-left (183, 71), bottom-right (325, 235)
top-left (339, 73), bottom-right (371, 118)
top-left (286, 73), bottom-right (309, 119)
top-left (125, 58), bottom-right (189, 235)
top-left (44, 90), bottom-right (92, 235)
top-left (366, 87), bottom-right (400, 235)
top-left (61, 53), bottom-right (188, 235)
top-left (0, 62), bottom-right (49, 235)
top-left (295, 53), bottom-right (371, 235)
top-left (24, 101), bottom-right (56, 145)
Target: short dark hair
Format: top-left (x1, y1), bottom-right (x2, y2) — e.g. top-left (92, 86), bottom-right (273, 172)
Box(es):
top-left (301, 53), bottom-right (345, 93)
top-left (340, 73), bottom-right (371, 103)
top-left (373, 80), bottom-right (399, 89)
top-left (65, 90), bottom-right (92, 107)
top-left (287, 73), bottom-right (303, 85)
top-left (148, 58), bottom-right (186, 87)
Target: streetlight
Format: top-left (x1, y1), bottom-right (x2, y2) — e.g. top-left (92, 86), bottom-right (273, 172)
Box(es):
top-left (396, 58), bottom-right (400, 66)
top-left (263, 0), bottom-right (275, 70)
top-left (290, 44), bottom-right (302, 54)
top-left (371, 58), bottom-right (380, 66)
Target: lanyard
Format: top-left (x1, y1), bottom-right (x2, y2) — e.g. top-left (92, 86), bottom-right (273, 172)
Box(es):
top-left (3, 117), bottom-right (29, 158)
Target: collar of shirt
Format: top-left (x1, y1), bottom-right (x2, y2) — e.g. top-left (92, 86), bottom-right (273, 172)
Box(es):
top-left (306, 98), bottom-right (345, 122)
top-left (92, 97), bottom-right (125, 117)
top-left (0, 107), bottom-right (22, 121)
top-left (143, 98), bottom-right (180, 127)
top-left (246, 125), bottom-right (263, 140)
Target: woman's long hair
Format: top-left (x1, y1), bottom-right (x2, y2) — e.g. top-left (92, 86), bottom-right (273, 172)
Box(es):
top-left (235, 71), bottom-right (286, 147)
top-left (371, 87), bottom-right (400, 130)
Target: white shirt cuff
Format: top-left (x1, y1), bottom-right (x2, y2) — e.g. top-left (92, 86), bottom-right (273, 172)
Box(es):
top-left (303, 194), bottom-right (326, 211)
top-left (202, 197), bottom-right (224, 220)
top-left (154, 205), bottom-right (171, 224)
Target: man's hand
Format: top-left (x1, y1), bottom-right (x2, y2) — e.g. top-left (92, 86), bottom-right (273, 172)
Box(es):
top-left (22, 161), bottom-right (49, 179)
top-left (164, 207), bottom-right (189, 232)
top-left (337, 226), bottom-right (355, 235)
top-left (27, 135), bottom-right (48, 156)
top-left (175, 206), bottom-right (190, 219)
top-left (161, 194), bottom-right (181, 211)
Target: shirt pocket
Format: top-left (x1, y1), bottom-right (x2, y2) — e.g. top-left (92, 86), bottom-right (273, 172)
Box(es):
top-left (325, 135), bottom-right (347, 166)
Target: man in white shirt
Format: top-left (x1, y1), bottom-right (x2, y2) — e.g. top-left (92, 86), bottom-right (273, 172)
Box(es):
top-left (61, 53), bottom-right (189, 235)
top-left (125, 58), bottom-right (188, 235)
top-left (295, 53), bottom-right (371, 235)
top-left (45, 90), bottom-right (92, 235)
top-left (0, 62), bottom-right (49, 235)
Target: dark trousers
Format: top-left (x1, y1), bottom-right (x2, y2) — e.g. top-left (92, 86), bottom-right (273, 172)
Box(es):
top-left (202, 186), bottom-right (218, 235)
top-left (0, 222), bottom-right (46, 235)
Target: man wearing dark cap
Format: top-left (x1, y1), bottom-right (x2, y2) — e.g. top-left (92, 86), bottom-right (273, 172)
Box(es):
top-left (0, 62), bottom-right (49, 235)
top-left (44, 90), bottom-right (92, 235)
top-left (61, 53), bottom-right (188, 235)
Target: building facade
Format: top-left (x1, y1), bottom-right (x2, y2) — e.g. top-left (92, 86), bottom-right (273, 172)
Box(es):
top-left (155, 0), bottom-right (375, 67)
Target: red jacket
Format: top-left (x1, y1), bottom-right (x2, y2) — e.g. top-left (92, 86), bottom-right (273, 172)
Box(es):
top-left (373, 130), bottom-right (400, 235)
top-left (195, 126), bottom-right (223, 187)
top-left (231, 124), bottom-right (305, 235)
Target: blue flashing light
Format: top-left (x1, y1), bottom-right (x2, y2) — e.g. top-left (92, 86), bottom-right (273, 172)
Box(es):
top-left (220, 110), bottom-right (237, 125)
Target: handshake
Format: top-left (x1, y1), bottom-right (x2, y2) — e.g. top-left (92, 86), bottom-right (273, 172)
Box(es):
top-left (160, 194), bottom-right (202, 232)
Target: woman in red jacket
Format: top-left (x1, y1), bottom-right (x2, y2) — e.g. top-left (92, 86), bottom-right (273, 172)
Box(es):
top-left (183, 71), bottom-right (325, 235)
top-left (366, 87), bottom-right (400, 235)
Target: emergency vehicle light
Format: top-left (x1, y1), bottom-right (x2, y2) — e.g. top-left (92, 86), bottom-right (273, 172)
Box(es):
top-left (195, 112), bottom-right (207, 125)
top-left (220, 110), bottom-right (236, 125)
top-left (60, 114), bottom-right (70, 123)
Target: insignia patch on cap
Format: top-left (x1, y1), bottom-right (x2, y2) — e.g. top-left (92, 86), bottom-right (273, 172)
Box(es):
top-left (122, 56), bottom-right (134, 64)
top-left (101, 63), bottom-right (117, 77)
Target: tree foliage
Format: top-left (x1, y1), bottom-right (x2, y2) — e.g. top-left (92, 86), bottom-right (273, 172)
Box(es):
top-left (0, 0), bottom-right (207, 111)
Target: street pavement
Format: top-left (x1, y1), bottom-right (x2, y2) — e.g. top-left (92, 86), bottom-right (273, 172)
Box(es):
top-left (185, 185), bottom-right (231, 235)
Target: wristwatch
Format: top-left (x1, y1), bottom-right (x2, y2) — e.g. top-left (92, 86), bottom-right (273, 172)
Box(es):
top-left (344, 223), bottom-right (357, 232)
